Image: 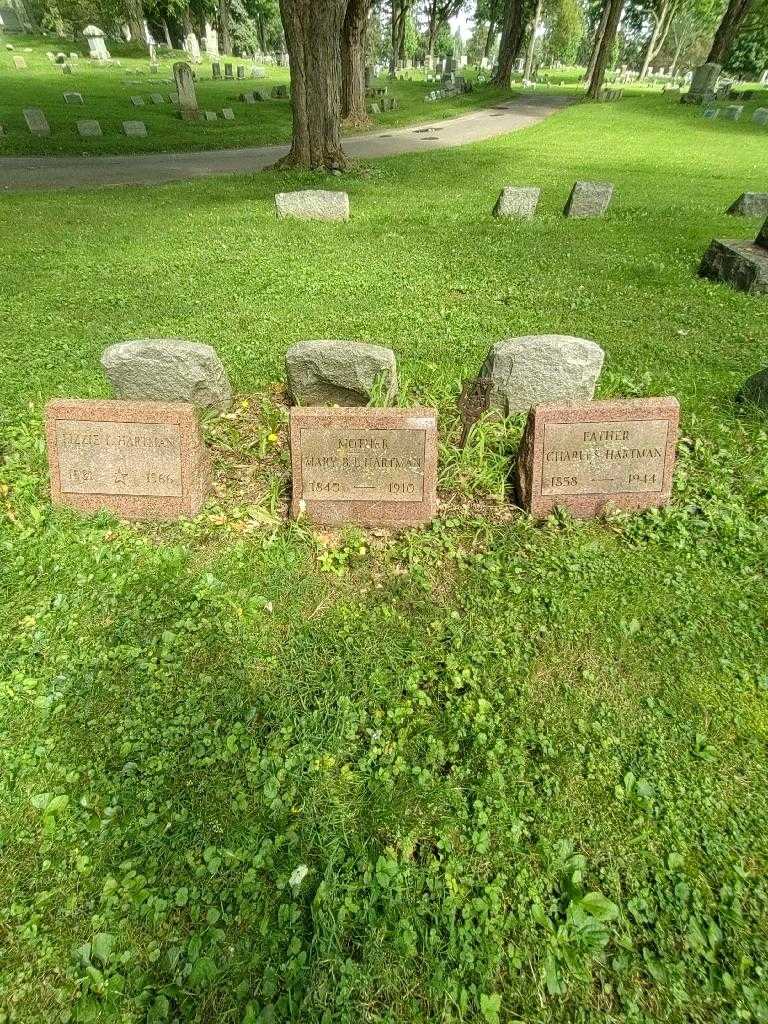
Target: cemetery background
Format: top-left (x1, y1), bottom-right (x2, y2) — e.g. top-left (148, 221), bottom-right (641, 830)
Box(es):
top-left (1, 24), bottom-right (768, 1024)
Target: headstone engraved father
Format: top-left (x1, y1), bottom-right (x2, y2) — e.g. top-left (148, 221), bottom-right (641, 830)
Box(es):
top-left (290, 406), bottom-right (438, 527)
top-left (516, 397), bottom-right (679, 518)
top-left (45, 399), bottom-right (210, 519)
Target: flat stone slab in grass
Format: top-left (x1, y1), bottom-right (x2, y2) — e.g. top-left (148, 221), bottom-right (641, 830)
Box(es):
top-left (275, 190), bottom-right (350, 222)
top-left (727, 192), bottom-right (768, 217)
top-left (737, 367), bottom-right (768, 408)
top-left (24, 108), bottom-right (50, 136)
top-left (271, 85), bottom-right (288, 98)
top-left (221, 108), bottom-right (235, 120)
top-left (479, 334), bottom-right (605, 416)
top-left (150, 93), bottom-right (165, 103)
top-left (289, 405), bottom-right (438, 527)
top-left (101, 338), bottom-right (232, 410)
top-left (203, 110), bottom-right (217, 121)
top-left (516, 397), bottom-right (680, 519)
top-left (699, 217), bottom-right (768, 295)
top-left (564, 180), bottom-right (614, 218)
top-left (77, 119), bottom-right (102, 137)
top-left (493, 186), bottom-right (540, 219)
top-left (122, 120), bottom-right (147, 136)
top-left (286, 339), bottom-right (397, 406)
top-left (45, 399), bottom-right (210, 520)
top-left (63, 92), bottom-right (84, 104)
top-left (130, 96), bottom-right (145, 106)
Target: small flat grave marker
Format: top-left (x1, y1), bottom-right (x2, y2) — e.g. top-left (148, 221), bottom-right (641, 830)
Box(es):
top-left (564, 180), bottom-right (614, 218)
top-left (150, 93), bottom-right (165, 103)
top-left (221, 107), bottom-right (235, 120)
top-left (203, 110), bottom-right (217, 120)
top-left (63, 91), bottom-right (84, 104)
top-left (131, 95), bottom-right (145, 106)
top-left (516, 397), bottom-right (679, 519)
top-left (290, 406), bottom-right (438, 527)
top-left (122, 119), bottom-right (147, 136)
top-left (12, 56), bottom-right (27, 70)
top-left (24, 108), bottom-right (51, 137)
top-left (45, 399), bottom-right (210, 520)
top-left (76, 119), bottom-right (102, 137)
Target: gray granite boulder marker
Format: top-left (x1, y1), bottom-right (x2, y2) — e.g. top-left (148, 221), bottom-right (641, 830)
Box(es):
top-left (102, 339), bottom-right (232, 410)
top-left (727, 192), bottom-right (768, 217)
top-left (286, 340), bottom-right (398, 406)
top-left (276, 190), bottom-right (350, 222)
top-left (122, 120), bottom-right (147, 136)
top-left (699, 217), bottom-right (768, 295)
top-left (753, 108), bottom-right (768, 125)
top-left (478, 334), bottom-right (605, 416)
top-left (737, 367), bottom-right (768, 408)
top-left (723, 104), bottom-right (743, 121)
top-left (493, 186), bottom-right (540, 220)
top-left (564, 181), bottom-right (614, 218)
top-left (77, 119), bottom-right (102, 137)
top-left (24, 108), bottom-right (50, 136)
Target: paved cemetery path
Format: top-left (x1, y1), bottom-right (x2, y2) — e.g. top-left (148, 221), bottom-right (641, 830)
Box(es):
top-left (0, 95), bottom-right (574, 193)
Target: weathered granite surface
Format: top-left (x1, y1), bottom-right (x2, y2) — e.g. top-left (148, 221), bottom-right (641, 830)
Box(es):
top-left (101, 338), bottom-right (232, 410)
top-left (275, 190), bottom-right (350, 222)
top-left (493, 186), bottom-right (540, 219)
top-left (286, 340), bottom-right (397, 406)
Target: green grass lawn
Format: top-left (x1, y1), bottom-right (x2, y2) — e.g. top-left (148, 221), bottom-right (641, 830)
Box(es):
top-left (0, 33), bottom-right (516, 157)
top-left (1, 92), bottom-right (768, 1023)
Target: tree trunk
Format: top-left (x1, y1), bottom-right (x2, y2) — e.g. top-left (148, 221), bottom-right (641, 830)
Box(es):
top-left (426, 0), bottom-right (438, 56)
top-left (342, 0), bottom-right (371, 122)
top-left (125, 0), bottom-right (145, 45)
top-left (523, 0), bottom-right (542, 79)
top-left (587, 0), bottom-right (623, 98)
top-left (706, 0), bottom-right (754, 63)
top-left (585, 0), bottom-right (610, 80)
top-left (492, 0), bottom-right (525, 86)
top-left (639, 0), bottom-right (673, 78)
top-left (219, 0), bottom-right (233, 55)
top-left (484, 17), bottom-right (497, 58)
top-left (257, 14), bottom-right (266, 51)
top-left (277, 0), bottom-right (348, 170)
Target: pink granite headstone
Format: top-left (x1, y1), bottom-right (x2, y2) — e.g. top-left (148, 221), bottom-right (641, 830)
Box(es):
top-left (516, 397), bottom-right (679, 518)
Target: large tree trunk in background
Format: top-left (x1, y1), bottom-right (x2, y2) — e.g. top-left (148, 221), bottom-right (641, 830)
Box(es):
top-left (278, 0), bottom-right (348, 169)
top-left (257, 14), bottom-right (266, 51)
top-left (125, 0), bottom-right (145, 44)
top-left (484, 17), bottom-right (497, 57)
top-left (523, 0), bottom-right (542, 79)
top-left (492, 0), bottom-right (526, 86)
top-left (585, 0), bottom-right (610, 80)
top-left (219, 0), bottom-right (233, 54)
top-left (587, 0), bottom-right (623, 98)
top-left (707, 0), bottom-right (754, 63)
top-left (342, 0), bottom-right (371, 122)
top-left (426, 0), bottom-right (438, 56)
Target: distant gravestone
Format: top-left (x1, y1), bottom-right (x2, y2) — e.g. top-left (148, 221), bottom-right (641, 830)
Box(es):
top-left (12, 55), bottom-right (27, 69)
top-left (76, 119), bottom-right (102, 137)
top-left (63, 91), bottom-right (84, 104)
top-left (131, 95), bottom-right (145, 106)
top-left (737, 367), bottom-right (768, 408)
top-left (699, 215), bottom-right (768, 295)
top-left (45, 399), bottom-right (210, 520)
top-left (174, 61), bottom-right (199, 121)
top-left (727, 192), bottom-right (768, 217)
top-left (275, 190), bottom-right (350, 222)
top-left (122, 120), bottom-right (147, 136)
top-left (493, 186), bottom-right (540, 220)
top-left (271, 84), bottom-right (288, 98)
top-left (241, 91), bottom-right (256, 104)
top-left (564, 181), bottom-right (614, 218)
top-left (702, 106), bottom-right (719, 118)
top-left (150, 92), bottom-right (165, 104)
top-left (289, 406), bottom-right (438, 527)
top-left (237, 65), bottom-right (245, 79)
top-left (682, 62), bottom-right (720, 104)
top-left (516, 397), bottom-right (680, 518)
top-left (101, 338), bottom-right (232, 411)
top-left (723, 104), bottom-right (743, 121)
top-left (212, 61), bottom-right (221, 79)
top-left (83, 24), bottom-right (110, 60)
top-left (286, 340), bottom-right (397, 406)
top-left (23, 108), bottom-right (51, 137)
top-left (203, 110), bottom-right (217, 120)
top-left (224, 62), bottom-right (233, 79)
top-left (753, 108), bottom-right (768, 125)
top-left (221, 107), bottom-right (235, 120)
top-left (61, 64), bottom-right (73, 75)
top-left (478, 335), bottom-right (605, 416)
top-left (252, 66), bottom-right (266, 78)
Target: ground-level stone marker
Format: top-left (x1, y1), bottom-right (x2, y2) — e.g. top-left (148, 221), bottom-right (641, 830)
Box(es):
top-left (289, 406), bottom-right (438, 527)
top-left (564, 181), bottom-right (614, 218)
top-left (493, 186), bottom-right (540, 220)
top-left (516, 397), bottom-right (680, 518)
top-left (24, 108), bottom-right (51, 136)
top-left (76, 119), bottom-right (102, 137)
top-left (45, 399), bottom-right (210, 520)
top-left (122, 120), bottom-right (147, 136)
top-left (699, 216), bottom-right (768, 295)
top-left (286, 340), bottom-right (398, 406)
top-left (727, 192), bottom-right (768, 217)
top-left (275, 190), bottom-right (350, 222)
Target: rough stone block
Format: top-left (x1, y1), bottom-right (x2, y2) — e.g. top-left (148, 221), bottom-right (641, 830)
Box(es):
top-left (493, 186), bottom-right (540, 220)
top-left (286, 339), bottom-right (397, 407)
top-left (699, 237), bottom-right (768, 296)
top-left (564, 181), bottom-right (614, 218)
top-left (275, 190), bottom-right (350, 222)
top-left (479, 334), bottom-right (605, 416)
top-left (516, 397), bottom-right (680, 518)
top-left (101, 338), bottom-right (232, 410)
top-left (289, 405), bottom-right (438, 527)
top-left (45, 399), bottom-right (210, 520)
top-left (727, 192), bottom-right (768, 217)
top-left (737, 366), bottom-right (768, 408)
